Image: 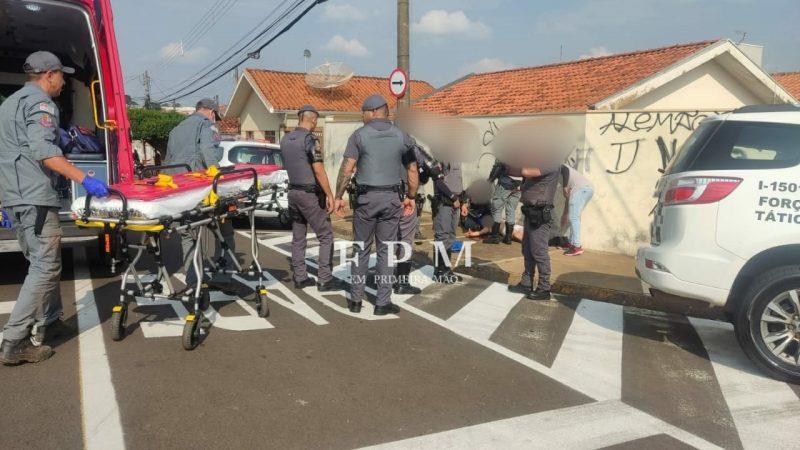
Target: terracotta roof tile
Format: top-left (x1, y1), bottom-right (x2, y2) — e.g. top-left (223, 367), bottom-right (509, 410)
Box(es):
top-left (217, 116), bottom-right (240, 134)
top-left (773, 71), bottom-right (800, 100)
top-left (414, 40), bottom-right (717, 116)
top-left (245, 69), bottom-right (434, 113)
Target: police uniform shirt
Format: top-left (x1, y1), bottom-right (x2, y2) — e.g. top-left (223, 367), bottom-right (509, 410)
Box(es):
top-left (164, 112), bottom-right (222, 171)
top-left (439, 162), bottom-right (463, 196)
top-left (281, 128), bottom-right (322, 185)
top-left (344, 118), bottom-right (415, 186)
top-left (521, 169), bottom-right (559, 205)
top-left (0, 82), bottom-right (63, 208)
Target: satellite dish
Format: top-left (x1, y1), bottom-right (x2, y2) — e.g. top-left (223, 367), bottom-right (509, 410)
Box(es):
top-left (305, 62), bottom-right (354, 89)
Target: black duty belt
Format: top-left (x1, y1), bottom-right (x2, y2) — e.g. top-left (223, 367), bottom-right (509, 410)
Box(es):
top-left (289, 183), bottom-right (319, 193)
top-left (358, 184), bottom-right (401, 193)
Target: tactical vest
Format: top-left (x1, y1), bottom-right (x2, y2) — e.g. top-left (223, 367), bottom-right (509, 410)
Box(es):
top-left (281, 129), bottom-right (316, 185)
top-left (355, 125), bottom-right (406, 186)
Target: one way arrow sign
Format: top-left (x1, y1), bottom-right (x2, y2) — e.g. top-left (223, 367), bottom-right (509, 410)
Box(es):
top-left (389, 68), bottom-right (408, 99)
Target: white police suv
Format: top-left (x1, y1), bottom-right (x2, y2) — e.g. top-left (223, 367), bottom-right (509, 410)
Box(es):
top-left (637, 104), bottom-right (800, 382)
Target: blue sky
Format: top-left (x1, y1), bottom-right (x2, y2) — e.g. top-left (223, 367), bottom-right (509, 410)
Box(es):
top-left (113, 0), bottom-right (800, 106)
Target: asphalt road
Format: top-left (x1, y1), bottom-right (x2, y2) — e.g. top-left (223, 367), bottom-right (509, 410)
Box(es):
top-left (0, 227), bottom-right (798, 450)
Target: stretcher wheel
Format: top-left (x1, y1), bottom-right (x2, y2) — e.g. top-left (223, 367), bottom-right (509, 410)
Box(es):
top-left (256, 287), bottom-right (269, 318)
top-left (110, 304), bottom-right (128, 341)
top-left (182, 313), bottom-right (203, 351)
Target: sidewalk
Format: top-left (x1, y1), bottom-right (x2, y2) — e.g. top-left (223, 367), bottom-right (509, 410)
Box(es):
top-left (330, 215), bottom-right (727, 321)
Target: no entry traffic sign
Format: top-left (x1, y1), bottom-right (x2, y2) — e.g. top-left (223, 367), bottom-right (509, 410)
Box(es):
top-left (389, 68), bottom-right (408, 99)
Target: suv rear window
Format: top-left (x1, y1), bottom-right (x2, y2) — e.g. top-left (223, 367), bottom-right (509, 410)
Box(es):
top-left (665, 120), bottom-right (800, 174)
top-left (229, 146), bottom-right (283, 166)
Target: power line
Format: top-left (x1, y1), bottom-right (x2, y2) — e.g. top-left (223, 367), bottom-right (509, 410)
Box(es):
top-left (155, 0), bottom-right (327, 104)
top-left (155, 0), bottom-right (239, 72)
top-left (155, 0), bottom-right (314, 102)
top-left (159, 0), bottom-right (294, 93)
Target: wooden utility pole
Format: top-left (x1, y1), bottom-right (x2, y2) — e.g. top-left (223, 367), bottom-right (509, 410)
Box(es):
top-left (397, 0), bottom-right (410, 109)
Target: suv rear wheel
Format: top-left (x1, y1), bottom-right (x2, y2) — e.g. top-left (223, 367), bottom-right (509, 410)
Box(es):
top-left (734, 265), bottom-right (800, 383)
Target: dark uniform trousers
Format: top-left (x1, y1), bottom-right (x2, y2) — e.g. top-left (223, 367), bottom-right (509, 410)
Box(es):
top-left (522, 220), bottom-right (552, 291)
top-left (351, 191), bottom-right (401, 306)
top-left (289, 190), bottom-right (334, 283)
top-left (396, 208), bottom-right (418, 261)
top-left (434, 204), bottom-right (459, 252)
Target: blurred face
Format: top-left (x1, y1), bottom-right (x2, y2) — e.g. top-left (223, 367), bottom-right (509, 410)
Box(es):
top-left (198, 108), bottom-right (217, 123)
top-left (41, 70), bottom-right (66, 97)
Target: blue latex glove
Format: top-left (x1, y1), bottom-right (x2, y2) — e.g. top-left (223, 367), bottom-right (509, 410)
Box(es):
top-left (82, 176), bottom-right (109, 198)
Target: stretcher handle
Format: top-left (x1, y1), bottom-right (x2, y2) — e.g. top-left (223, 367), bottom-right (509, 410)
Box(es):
top-left (212, 166), bottom-right (258, 195)
top-left (138, 163), bottom-right (192, 179)
top-left (82, 188), bottom-right (128, 224)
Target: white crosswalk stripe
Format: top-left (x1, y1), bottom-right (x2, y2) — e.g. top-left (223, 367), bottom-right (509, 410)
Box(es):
top-left (690, 318), bottom-right (800, 449)
top-left (249, 232), bottom-right (800, 448)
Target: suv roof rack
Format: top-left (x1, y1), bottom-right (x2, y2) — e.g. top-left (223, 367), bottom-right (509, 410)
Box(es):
top-left (732, 104), bottom-right (800, 114)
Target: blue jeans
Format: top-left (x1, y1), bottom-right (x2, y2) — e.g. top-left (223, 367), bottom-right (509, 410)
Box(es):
top-left (567, 186), bottom-right (594, 247)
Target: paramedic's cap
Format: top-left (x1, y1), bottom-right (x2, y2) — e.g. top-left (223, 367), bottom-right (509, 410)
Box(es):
top-left (196, 98), bottom-right (221, 119)
top-left (362, 94), bottom-right (387, 111)
top-left (24, 51), bottom-right (75, 74)
top-left (298, 104), bottom-right (318, 116)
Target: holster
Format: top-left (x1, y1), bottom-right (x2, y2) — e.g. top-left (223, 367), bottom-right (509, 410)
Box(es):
top-left (415, 194), bottom-right (425, 217)
top-left (347, 178), bottom-right (359, 211)
top-left (521, 202), bottom-right (554, 229)
top-left (427, 194), bottom-right (440, 216)
top-left (34, 206), bottom-right (47, 237)
top-left (287, 204), bottom-right (307, 224)
top-left (316, 191), bottom-right (327, 210)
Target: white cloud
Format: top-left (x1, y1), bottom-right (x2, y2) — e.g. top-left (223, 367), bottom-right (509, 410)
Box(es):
top-left (579, 47), bottom-right (612, 59)
top-left (159, 42), bottom-right (209, 63)
top-left (322, 3), bottom-right (367, 21)
top-left (412, 10), bottom-right (490, 38)
top-left (460, 57), bottom-right (514, 75)
top-left (322, 35), bottom-right (371, 57)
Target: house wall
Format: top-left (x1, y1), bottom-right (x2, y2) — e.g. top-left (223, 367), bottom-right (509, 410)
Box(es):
top-left (239, 92), bottom-right (283, 141)
top-left (624, 60), bottom-right (762, 110)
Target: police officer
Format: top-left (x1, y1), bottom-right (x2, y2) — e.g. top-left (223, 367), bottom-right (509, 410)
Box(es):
top-left (0, 51), bottom-right (109, 365)
top-left (163, 98), bottom-right (235, 291)
top-left (334, 95), bottom-right (418, 315)
top-left (282, 105), bottom-right (346, 291)
top-left (508, 166), bottom-right (559, 300)
top-left (431, 160), bottom-right (468, 283)
top-left (485, 161), bottom-right (523, 244)
top-left (393, 144), bottom-right (441, 295)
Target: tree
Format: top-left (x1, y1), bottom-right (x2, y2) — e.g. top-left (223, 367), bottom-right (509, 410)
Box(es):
top-left (127, 108), bottom-right (185, 156)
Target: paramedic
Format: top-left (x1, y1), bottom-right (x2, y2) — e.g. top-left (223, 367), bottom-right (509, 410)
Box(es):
top-left (0, 51), bottom-right (109, 365)
top-left (164, 98), bottom-right (235, 291)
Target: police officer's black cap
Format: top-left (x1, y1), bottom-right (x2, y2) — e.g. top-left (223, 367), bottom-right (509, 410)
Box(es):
top-left (24, 51), bottom-right (75, 74)
top-left (361, 94), bottom-right (387, 111)
top-left (298, 104), bottom-right (318, 116)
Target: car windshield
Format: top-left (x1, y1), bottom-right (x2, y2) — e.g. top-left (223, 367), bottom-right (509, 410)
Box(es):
top-left (665, 119), bottom-right (800, 174)
top-left (228, 146), bottom-right (283, 166)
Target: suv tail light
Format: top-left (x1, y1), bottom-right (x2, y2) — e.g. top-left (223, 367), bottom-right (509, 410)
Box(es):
top-left (663, 177), bottom-right (742, 206)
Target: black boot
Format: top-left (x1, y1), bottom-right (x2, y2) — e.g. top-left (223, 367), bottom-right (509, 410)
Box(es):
top-left (483, 223), bottom-right (502, 244)
top-left (0, 338), bottom-right (53, 365)
top-left (503, 223), bottom-right (515, 244)
top-left (394, 262), bottom-right (422, 295)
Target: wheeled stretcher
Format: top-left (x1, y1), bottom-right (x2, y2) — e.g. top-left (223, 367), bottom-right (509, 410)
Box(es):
top-left (73, 164), bottom-right (285, 350)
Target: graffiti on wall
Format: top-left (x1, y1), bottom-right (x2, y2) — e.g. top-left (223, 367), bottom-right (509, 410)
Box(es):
top-left (482, 120), bottom-right (501, 147)
top-left (599, 111), bottom-right (723, 175)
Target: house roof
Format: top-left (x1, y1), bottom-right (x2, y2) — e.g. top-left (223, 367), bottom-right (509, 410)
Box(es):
top-left (773, 71), bottom-right (800, 99)
top-left (243, 69), bottom-right (434, 113)
top-left (414, 40), bottom-right (717, 116)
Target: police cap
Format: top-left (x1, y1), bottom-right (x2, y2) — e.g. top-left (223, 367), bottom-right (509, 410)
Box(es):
top-left (361, 94), bottom-right (387, 111)
top-left (24, 51), bottom-right (75, 74)
top-left (196, 98), bottom-right (221, 120)
top-left (298, 104), bottom-right (319, 116)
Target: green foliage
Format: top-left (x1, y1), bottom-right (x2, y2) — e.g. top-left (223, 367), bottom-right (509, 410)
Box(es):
top-left (127, 108), bottom-right (185, 151)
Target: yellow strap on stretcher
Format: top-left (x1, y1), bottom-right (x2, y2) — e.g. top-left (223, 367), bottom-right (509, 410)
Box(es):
top-left (154, 174), bottom-right (178, 189)
top-left (75, 220), bottom-right (164, 233)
